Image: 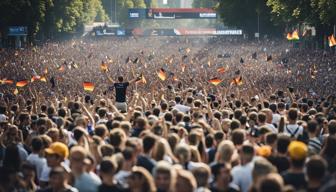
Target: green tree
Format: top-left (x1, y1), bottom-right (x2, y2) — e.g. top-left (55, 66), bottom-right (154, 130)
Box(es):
top-left (217, 0), bottom-right (281, 37)
top-left (193, 0), bottom-right (217, 8)
top-left (267, 0), bottom-right (335, 48)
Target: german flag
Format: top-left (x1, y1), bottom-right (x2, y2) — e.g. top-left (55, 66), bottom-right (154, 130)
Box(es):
top-left (157, 68), bottom-right (167, 81)
top-left (231, 76), bottom-right (243, 86)
top-left (101, 62), bottom-right (108, 72)
top-left (83, 82), bottom-right (94, 92)
top-left (217, 67), bottom-right (226, 73)
top-left (292, 30), bottom-right (300, 40)
top-left (286, 33), bottom-right (293, 40)
top-left (5, 79), bottom-right (14, 84)
top-left (137, 74), bottom-right (147, 84)
top-left (287, 30), bottom-right (300, 41)
top-left (16, 80), bottom-right (29, 87)
top-left (58, 65), bottom-right (65, 72)
top-left (0, 79), bottom-right (14, 84)
top-left (209, 78), bottom-right (222, 86)
top-left (31, 75), bottom-right (41, 82)
top-left (40, 76), bottom-right (47, 82)
top-left (328, 34), bottom-right (336, 47)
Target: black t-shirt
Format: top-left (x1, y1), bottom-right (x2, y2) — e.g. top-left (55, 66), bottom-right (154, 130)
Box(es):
top-left (37, 186), bottom-right (78, 192)
top-left (136, 155), bottom-right (156, 173)
top-left (268, 155), bottom-right (290, 173)
top-left (210, 186), bottom-right (239, 192)
top-left (98, 183), bottom-right (126, 192)
top-left (281, 171), bottom-right (307, 190)
top-left (114, 82), bottom-right (129, 102)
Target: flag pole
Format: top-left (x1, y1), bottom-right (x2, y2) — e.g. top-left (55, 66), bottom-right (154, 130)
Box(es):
top-left (334, 24), bottom-right (336, 55)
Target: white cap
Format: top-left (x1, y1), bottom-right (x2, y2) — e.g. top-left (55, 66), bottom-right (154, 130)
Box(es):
top-left (0, 114), bottom-right (8, 123)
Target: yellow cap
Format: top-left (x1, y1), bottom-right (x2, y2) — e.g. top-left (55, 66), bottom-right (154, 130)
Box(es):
top-left (257, 146), bottom-right (272, 157)
top-left (288, 141), bottom-right (308, 160)
top-left (45, 142), bottom-right (69, 159)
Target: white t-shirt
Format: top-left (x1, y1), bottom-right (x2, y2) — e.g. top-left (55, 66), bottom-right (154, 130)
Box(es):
top-left (266, 123), bottom-right (278, 133)
top-left (231, 162), bottom-right (254, 192)
top-left (27, 153), bottom-right (47, 179)
top-left (272, 113), bottom-right (281, 127)
top-left (115, 170), bottom-right (131, 188)
top-left (284, 124), bottom-right (303, 138)
top-left (40, 162), bottom-right (70, 182)
top-left (174, 104), bottom-right (191, 113)
top-left (40, 165), bottom-right (51, 182)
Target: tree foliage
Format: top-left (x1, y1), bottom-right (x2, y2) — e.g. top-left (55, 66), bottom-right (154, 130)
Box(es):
top-left (192, 0), bottom-right (218, 8)
top-left (217, 0), bottom-right (281, 37)
top-left (0, 0), bottom-right (109, 39)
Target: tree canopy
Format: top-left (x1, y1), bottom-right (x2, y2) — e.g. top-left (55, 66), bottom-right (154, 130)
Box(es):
top-left (0, 0), bottom-right (109, 39)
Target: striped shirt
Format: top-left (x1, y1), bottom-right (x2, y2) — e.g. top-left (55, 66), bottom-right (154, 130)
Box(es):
top-left (308, 137), bottom-right (322, 154)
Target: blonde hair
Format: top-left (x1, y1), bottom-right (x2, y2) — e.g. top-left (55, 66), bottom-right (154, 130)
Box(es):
top-left (174, 144), bottom-right (191, 164)
top-left (216, 140), bottom-right (235, 163)
top-left (131, 166), bottom-right (157, 192)
top-left (190, 145), bottom-right (201, 162)
top-left (175, 168), bottom-right (197, 192)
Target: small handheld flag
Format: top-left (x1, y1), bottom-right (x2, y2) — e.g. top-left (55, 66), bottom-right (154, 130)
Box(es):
top-left (217, 67), bottom-right (226, 73)
top-left (101, 62), bottom-right (108, 72)
top-left (58, 65), bottom-right (65, 72)
top-left (0, 79), bottom-right (14, 85)
top-left (16, 80), bottom-right (29, 87)
top-left (157, 69), bottom-right (167, 81)
top-left (231, 76), bottom-right (243, 86)
top-left (328, 35), bottom-right (336, 47)
top-left (209, 78), bottom-right (222, 86)
top-left (83, 82), bottom-right (94, 92)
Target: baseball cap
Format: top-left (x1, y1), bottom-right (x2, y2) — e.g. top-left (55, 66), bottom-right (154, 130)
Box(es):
top-left (288, 141), bottom-right (308, 160)
top-left (45, 142), bottom-right (69, 159)
top-left (257, 146), bottom-right (272, 157)
top-left (0, 114), bottom-right (8, 123)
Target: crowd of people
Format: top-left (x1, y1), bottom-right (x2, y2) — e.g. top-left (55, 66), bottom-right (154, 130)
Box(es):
top-left (0, 36), bottom-right (336, 192)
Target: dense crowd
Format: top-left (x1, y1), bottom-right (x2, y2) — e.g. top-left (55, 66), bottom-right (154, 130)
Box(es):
top-left (0, 36), bottom-right (336, 192)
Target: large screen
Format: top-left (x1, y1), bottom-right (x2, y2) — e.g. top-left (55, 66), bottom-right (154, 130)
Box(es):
top-left (129, 8), bottom-right (217, 19)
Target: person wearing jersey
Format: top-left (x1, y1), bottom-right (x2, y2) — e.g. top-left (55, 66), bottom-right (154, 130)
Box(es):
top-left (284, 108), bottom-right (303, 139)
top-left (105, 72), bottom-right (139, 113)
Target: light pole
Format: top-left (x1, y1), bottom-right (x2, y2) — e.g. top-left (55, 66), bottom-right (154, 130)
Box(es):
top-left (114, 0), bottom-right (117, 24)
top-left (111, 0), bottom-right (117, 23)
